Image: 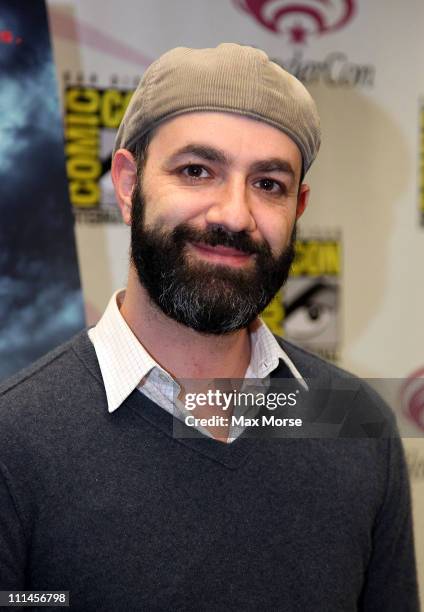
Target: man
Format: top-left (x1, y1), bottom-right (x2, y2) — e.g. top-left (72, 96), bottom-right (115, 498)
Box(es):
top-left (0, 44), bottom-right (419, 610)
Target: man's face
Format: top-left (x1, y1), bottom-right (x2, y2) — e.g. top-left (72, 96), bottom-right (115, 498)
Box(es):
top-left (128, 112), bottom-right (308, 334)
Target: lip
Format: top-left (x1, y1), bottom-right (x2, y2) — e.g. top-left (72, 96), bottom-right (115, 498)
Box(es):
top-left (189, 242), bottom-right (253, 267)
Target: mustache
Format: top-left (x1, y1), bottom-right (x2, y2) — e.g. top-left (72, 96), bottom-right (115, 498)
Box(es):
top-left (170, 225), bottom-right (272, 257)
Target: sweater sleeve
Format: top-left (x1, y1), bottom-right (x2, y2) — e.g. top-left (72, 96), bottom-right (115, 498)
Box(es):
top-left (359, 432), bottom-right (420, 611)
top-left (0, 461), bottom-right (27, 588)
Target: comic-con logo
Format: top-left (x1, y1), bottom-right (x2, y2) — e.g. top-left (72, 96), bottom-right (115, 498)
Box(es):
top-left (400, 368), bottom-right (424, 432)
top-left (233, 0), bottom-right (356, 43)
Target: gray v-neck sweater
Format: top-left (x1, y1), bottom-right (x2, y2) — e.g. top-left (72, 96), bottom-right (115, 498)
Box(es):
top-left (0, 331), bottom-right (419, 611)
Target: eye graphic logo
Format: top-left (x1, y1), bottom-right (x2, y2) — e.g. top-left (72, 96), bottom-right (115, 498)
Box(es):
top-left (233, 0), bottom-right (356, 43)
top-left (400, 368), bottom-right (424, 432)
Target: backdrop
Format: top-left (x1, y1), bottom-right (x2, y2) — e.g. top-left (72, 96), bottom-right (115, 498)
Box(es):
top-left (5, 0), bottom-right (424, 596)
top-left (0, 0), bottom-right (85, 378)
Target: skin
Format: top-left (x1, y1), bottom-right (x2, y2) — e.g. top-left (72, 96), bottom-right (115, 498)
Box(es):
top-left (112, 112), bottom-right (310, 440)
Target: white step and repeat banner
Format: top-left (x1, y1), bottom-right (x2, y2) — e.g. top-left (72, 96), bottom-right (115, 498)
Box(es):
top-left (46, 0), bottom-right (424, 594)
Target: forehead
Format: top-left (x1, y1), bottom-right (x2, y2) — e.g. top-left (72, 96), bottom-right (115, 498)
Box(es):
top-left (147, 111), bottom-right (303, 171)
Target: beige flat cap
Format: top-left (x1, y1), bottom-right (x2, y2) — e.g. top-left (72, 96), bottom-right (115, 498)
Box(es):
top-left (113, 43), bottom-right (321, 173)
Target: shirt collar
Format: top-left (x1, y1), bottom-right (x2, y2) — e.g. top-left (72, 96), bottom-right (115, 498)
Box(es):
top-left (89, 289), bottom-right (308, 413)
top-left (246, 318), bottom-right (307, 389)
top-left (88, 290), bottom-right (161, 412)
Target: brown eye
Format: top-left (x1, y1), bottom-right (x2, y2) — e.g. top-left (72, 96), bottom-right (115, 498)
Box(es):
top-left (182, 164), bottom-right (209, 179)
top-left (254, 178), bottom-right (285, 194)
top-left (260, 179), bottom-right (276, 191)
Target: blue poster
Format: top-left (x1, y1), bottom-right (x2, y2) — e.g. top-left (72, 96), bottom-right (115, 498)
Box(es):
top-left (0, 0), bottom-right (85, 380)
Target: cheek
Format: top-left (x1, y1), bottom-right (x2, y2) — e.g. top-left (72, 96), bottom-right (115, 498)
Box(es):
top-left (142, 183), bottom-right (214, 229)
top-left (255, 210), bottom-right (295, 256)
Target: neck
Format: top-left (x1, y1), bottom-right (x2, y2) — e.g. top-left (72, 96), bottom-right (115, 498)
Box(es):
top-left (119, 266), bottom-right (252, 380)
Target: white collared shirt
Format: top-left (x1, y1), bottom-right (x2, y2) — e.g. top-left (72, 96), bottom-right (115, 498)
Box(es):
top-left (88, 289), bottom-right (307, 442)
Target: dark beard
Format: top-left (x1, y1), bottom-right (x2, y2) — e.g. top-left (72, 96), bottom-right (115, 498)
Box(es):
top-left (130, 185), bottom-right (296, 335)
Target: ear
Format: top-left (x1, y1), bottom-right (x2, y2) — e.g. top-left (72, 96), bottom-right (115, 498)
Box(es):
top-left (295, 183), bottom-right (310, 220)
top-left (111, 149), bottom-right (138, 225)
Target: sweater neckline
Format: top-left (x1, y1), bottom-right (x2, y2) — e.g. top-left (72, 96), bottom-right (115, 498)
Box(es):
top-left (72, 329), bottom-right (296, 469)
top-left (126, 386), bottom-right (259, 469)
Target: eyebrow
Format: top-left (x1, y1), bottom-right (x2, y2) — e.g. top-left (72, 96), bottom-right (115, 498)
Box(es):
top-left (249, 159), bottom-right (296, 181)
top-left (164, 143), bottom-right (297, 182)
top-left (165, 144), bottom-right (229, 166)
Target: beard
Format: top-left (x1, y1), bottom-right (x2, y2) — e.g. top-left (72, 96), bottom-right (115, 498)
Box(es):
top-left (130, 184), bottom-right (297, 335)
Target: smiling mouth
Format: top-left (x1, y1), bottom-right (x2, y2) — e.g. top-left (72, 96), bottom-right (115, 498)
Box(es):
top-left (189, 242), bottom-right (254, 267)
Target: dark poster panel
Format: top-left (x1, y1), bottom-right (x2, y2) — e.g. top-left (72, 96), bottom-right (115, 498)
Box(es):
top-left (0, 0), bottom-right (85, 380)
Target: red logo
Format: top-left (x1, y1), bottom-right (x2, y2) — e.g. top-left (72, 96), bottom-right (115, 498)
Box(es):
top-left (233, 0), bottom-right (356, 43)
top-left (400, 368), bottom-right (424, 432)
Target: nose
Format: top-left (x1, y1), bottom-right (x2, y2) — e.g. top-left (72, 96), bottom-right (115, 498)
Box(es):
top-left (204, 175), bottom-right (257, 234)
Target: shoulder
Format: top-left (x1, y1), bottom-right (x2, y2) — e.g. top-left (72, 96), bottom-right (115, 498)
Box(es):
top-left (0, 329), bottom-right (104, 426)
top-left (274, 334), bottom-right (356, 381)
top-left (1, 332), bottom-right (80, 394)
top-left (273, 340), bottom-right (411, 512)
top-left (274, 335), bottom-right (397, 430)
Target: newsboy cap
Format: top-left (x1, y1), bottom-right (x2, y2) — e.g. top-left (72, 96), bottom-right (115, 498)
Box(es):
top-left (113, 43), bottom-right (321, 173)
